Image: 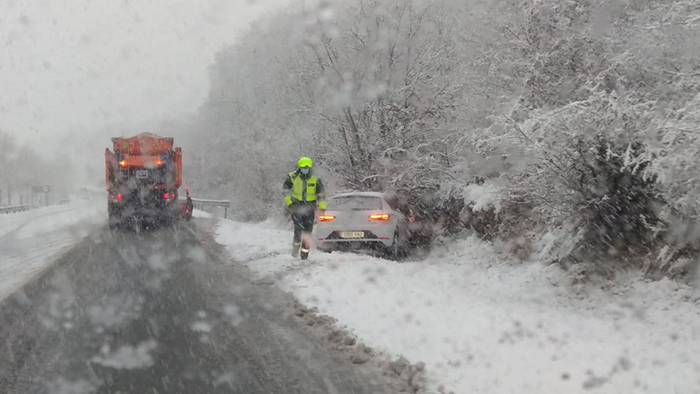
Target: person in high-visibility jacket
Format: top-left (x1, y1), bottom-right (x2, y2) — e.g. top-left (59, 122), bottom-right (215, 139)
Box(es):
top-left (284, 156), bottom-right (327, 260)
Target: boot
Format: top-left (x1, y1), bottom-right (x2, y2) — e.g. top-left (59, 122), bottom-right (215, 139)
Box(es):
top-left (300, 237), bottom-right (311, 260)
top-left (292, 242), bottom-right (301, 258)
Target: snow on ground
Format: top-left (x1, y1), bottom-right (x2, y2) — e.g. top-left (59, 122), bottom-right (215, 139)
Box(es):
top-left (216, 218), bottom-right (700, 394)
top-left (0, 201), bottom-right (105, 301)
top-left (192, 209), bottom-right (213, 219)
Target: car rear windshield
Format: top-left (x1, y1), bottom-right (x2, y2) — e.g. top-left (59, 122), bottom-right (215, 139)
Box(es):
top-left (330, 196), bottom-right (382, 211)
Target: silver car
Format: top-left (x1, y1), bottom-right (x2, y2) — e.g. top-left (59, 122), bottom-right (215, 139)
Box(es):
top-left (315, 192), bottom-right (409, 258)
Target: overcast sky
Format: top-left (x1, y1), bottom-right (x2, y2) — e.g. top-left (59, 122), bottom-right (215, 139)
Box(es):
top-left (0, 0), bottom-right (289, 145)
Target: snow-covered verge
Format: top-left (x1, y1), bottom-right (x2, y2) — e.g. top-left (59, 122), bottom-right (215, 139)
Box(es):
top-left (0, 201), bottom-right (105, 302)
top-left (215, 218), bottom-right (700, 394)
top-left (192, 209), bottom-right (213, 219)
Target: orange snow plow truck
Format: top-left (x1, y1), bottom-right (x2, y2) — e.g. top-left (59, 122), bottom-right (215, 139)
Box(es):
top-left (105, 133), bottom-right (192, 228)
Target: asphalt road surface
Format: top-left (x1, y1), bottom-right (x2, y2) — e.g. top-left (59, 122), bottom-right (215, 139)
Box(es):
top-left (0, 220), bottom-right (391, 394)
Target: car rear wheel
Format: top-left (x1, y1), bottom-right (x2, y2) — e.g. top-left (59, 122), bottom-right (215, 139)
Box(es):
top-left (388, 232), bottom-right (402, 260)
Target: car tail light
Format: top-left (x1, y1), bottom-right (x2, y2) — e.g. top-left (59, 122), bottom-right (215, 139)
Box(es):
top-left (163, 193), bottom-right (170, 200)
top-left (116, 193), bottom-right (124, 202)
top-left (119, 160), bottom-right (127, 168)
top-left (369, 213), bottom-right (391, 222)
top-left (319, 214), bottom-right (336, 223)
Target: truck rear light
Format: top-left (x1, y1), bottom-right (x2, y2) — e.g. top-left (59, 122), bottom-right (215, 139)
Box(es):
top-left (319, 214), bottom-right (336, 223)
top-left (368, 213), bottom-right (390, 222)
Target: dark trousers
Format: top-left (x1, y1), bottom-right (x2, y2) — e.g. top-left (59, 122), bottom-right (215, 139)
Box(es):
top-left (290, 204), bottom-right (315, 247)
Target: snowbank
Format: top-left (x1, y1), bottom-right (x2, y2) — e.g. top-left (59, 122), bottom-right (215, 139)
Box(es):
top-left (192, 209), bottom-right (213, 219)
top-left (215, 219), bottom-right (700, 394)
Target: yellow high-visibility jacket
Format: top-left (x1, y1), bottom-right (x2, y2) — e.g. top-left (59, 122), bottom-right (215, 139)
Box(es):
top-left (283, 171), bottom-right (327, 210)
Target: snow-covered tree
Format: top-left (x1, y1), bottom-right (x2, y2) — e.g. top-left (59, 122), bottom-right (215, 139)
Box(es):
top-left (187, 0), bottom-right (700, 274)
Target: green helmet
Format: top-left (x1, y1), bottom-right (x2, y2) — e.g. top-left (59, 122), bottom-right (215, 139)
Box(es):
top-left (297, 156), bottom-right (313, 169)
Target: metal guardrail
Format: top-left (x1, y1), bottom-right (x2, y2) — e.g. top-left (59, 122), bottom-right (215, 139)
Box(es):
top-left (188, 198), bottom-right (231, 219)
top-left (0, 204), bottom-right (32, 214)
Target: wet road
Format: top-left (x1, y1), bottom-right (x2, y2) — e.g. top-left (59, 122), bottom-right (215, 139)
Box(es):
top-left (0, 221), bottom-right (390, 393)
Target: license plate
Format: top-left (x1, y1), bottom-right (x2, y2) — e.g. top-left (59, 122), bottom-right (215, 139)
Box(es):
top-left (340, 231), bottom-right (365, 239)
top-left (135, 169), bottom-right (150, 179)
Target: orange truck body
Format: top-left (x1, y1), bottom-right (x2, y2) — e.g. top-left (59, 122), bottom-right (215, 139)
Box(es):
top-left (105, 132), bottom-right (186, 226)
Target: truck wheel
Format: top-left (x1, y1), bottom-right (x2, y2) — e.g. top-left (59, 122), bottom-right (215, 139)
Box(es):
top-left (108, 218), bottom-right (121, 231)
top-left (108, 209), bottom-right (121, 230)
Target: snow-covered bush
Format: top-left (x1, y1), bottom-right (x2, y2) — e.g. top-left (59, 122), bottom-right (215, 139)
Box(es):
top-left (449, 0), bottom-right (700, 273)
top-left (519, 93), bottom-right (662, 250)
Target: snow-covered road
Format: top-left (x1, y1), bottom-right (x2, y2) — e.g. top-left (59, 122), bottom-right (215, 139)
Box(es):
top-left (216, 219), bottom-right (700, 394)
top-left (0, 201), bottom-right (105, 302)
top-left (0, 217), bottom-right (393, 393)
top-left (0, 205), bottom-right (216, 304)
